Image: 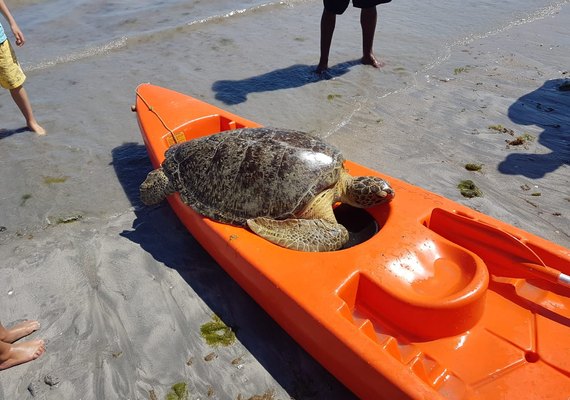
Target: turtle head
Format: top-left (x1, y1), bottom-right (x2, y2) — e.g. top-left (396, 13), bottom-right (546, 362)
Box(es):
top-left (342, 176), bottom-right (395, 208)
top-left (140, 168), bottom-right (176, 205)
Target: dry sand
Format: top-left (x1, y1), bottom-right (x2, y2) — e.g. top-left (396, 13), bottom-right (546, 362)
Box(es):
top-left (1, 4), bottom-right (568, 400)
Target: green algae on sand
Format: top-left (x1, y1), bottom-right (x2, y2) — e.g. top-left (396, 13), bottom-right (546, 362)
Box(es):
top-left (43, 176), bottom-right (68, 184)
top-left (453, 66), bottom-right (469, 75)
top-left (506, 133), bottom-right (535, 147)
top-left (464, 163), bottom-right (483, 172)
top-left (165, 382), bottom-right (188, 400)
top-left (237, 390), bottom-right (276, 400)
top-left (488, 124), bottom-right (515, 135)
top-left (200, 315), bottom-right (236, 347)
top-left (458, 180), bottom-right (482, 198)
top-left (55, 214), bottom-right (83, 224)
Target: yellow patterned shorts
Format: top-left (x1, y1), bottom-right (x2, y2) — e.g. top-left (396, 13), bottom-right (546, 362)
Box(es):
top-left (0, 39), bottom-right (26, 90)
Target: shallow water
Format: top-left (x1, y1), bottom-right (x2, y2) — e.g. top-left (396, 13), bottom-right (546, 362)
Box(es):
top-left (0, 0), bottom-right (569, 398)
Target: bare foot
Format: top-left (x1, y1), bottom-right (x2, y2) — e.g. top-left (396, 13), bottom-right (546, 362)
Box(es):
top-left (316, 57), bottom-right (329, 74)
top-left (1, 320), bottom-right (40, 343)
top-left (0, 339), bottom-right (45, 370)
top-left (362, 54), bottom-right (385, 68)
top-left (316, 64), bottom-right (329, 74)
top-left (28, 121), bottom-right (46, 135)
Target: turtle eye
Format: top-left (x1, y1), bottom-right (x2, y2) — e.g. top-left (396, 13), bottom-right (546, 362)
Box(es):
top-left (380, 187), bottom-right (395, 200)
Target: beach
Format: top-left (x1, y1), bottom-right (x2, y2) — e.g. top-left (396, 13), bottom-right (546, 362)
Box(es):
top-left (0, 0), bottom-right (568, 399)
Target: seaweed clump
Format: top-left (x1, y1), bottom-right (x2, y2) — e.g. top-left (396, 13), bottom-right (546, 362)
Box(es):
top-left (43, 176), bottom-right (68, 184)
top-left (237, 390), bottom-right (276, 400)
top-left (454, 66), bottom-right (469, 75)
top-left (488, 124), bottom-right (514, 135)
top-left (506, 133), bottom-right (535, 147)
top-left (55, 214), bottom-right (83, 224)
top-left (200, 315), bottom-right (236, 347)
top-left (165, 382), bottom-right (188, 400)
top-left (458, 180), bottom-right (482, 198)
top-left (464, 163), bottom-right (483, 172)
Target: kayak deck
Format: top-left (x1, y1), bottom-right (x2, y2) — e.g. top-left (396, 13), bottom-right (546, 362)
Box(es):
top-left (134, 83), bottom-right (570, 400)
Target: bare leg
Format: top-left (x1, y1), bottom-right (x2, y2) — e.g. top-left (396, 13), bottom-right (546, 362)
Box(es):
top-left (0, 321), bottom-right (44, 370)
top-left (360, 7), bottom-right (383, 68)
top-left (0, 339), bottom-right (45, 370)
top-left (317, 9), bottom-right (337, 73)
top-left (9, 86), bottom-right (46, 135)
top-left (0, 320), bottom-right (40, 343)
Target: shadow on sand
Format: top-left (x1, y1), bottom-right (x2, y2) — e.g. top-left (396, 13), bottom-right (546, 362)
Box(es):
top-left (111, 142), bottom-right (356, 399)
top-left (0, 127), bottom-right (28, 140)
top-left (498, 78), bottom-right (570, 178)
top-left (212, 61), bottom-right (360, 105)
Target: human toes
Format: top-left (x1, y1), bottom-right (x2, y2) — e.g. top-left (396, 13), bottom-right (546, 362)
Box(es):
top-left (4, 320), bottom-right (40, 343)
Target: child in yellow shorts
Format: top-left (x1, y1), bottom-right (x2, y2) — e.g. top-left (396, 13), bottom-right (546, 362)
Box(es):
top-left (0, 0), bottom-right (45, 135)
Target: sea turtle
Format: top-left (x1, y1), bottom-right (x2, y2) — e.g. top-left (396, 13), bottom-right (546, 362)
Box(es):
top-left (140, 127), bottom-right (394, 252)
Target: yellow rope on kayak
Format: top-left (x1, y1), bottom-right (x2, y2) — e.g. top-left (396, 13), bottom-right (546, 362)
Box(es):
top-left (135, 90), bottom-right (178, 143)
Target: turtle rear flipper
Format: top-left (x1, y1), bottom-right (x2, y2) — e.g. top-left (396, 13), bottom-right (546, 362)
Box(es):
top-left (247, 217), bottom-right (348, 252)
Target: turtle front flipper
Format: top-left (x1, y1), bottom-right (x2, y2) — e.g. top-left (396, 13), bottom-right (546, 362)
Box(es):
top-left (247, 217), bottom-right (349, 252)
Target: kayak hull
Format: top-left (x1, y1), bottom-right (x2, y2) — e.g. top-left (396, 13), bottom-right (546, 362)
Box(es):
top-left (134, 83), bottom-right (570, 400)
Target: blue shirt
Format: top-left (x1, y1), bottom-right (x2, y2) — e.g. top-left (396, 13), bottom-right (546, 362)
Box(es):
top-left (0, 22), bottom-right (6, 43)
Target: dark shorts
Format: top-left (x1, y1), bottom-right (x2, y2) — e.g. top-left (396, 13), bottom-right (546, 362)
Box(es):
top-left (324, 0), bottom-right (392, 15)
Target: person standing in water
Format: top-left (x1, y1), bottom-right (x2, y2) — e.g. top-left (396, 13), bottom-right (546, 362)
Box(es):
top-left (0, 0), bottom-right (46, 134)
top-left (317, 0), bottom-right (392, 74)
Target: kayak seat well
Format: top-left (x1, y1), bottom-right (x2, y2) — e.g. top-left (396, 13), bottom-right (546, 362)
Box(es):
top-left (334, 204), bottom-right (382, 249)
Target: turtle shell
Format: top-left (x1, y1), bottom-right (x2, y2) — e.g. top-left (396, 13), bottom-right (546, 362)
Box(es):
top-left (161, 127), bottom-right (344, 225)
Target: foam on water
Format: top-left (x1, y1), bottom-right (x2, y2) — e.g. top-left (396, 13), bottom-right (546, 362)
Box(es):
top-left (25, 37), bottom-right (128, 71)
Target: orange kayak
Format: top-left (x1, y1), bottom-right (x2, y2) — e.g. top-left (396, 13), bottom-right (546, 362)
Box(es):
top-left (134, 83), bottom-right (570, 400)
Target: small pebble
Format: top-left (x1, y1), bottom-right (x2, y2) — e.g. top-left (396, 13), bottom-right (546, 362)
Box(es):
top-left (27, 382), bottom-right (39, 397)
top-left (44, 374), bottom-right (60, 386)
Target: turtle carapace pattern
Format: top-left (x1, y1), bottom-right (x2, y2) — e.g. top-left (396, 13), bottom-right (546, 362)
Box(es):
top-left (140, 127), bottom-right (394, 252)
